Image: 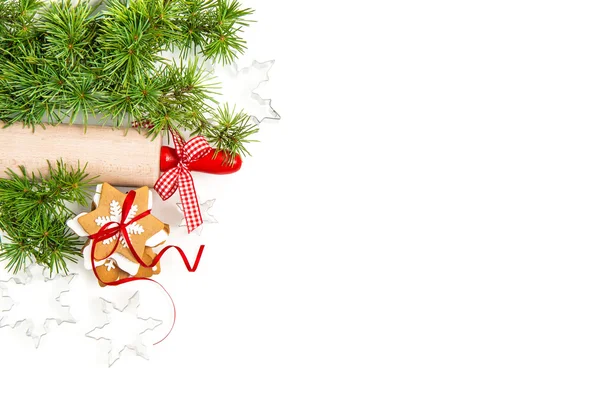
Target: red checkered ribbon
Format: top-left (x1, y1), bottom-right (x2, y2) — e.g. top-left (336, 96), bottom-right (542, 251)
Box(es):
top-left (153, 128), bottom-right (211, 233)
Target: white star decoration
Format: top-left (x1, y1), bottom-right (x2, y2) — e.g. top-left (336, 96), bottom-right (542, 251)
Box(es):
top-left (85, 291), bottom-right (162, 367)
top-left (177, 199), bottom-right (218, 235)
top-left (0, 264), bottom-right (75, 348)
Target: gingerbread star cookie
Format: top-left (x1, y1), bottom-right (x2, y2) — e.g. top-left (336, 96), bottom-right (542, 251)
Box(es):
top-left (91, 246), bottom-right (162, 287)
top-left (67, 183), bottom-right (170, 284)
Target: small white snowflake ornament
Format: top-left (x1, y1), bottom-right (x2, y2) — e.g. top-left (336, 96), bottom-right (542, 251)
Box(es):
top-left (86, 291), bottom-right (162, 367)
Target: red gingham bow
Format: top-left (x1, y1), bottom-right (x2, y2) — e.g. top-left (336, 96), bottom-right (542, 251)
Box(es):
top-left (154, 128), bottom-right (211, 233)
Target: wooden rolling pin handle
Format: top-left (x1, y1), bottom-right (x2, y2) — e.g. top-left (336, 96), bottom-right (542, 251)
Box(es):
top-left (160, 146), bottom-right (243, 175)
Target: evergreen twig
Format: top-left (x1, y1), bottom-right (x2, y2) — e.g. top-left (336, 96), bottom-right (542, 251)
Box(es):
top-left (0, 160), bottom-right (96, 275)
top-left (201, 103), bottom-right (258, 165)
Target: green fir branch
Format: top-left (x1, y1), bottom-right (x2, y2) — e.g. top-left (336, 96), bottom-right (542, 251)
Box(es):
top-left (201, 103), bottom-right (258, 165)
top-left (0, 160), bottom-right (96, 275)
top-left (0, 0), bottom-right (256, 147)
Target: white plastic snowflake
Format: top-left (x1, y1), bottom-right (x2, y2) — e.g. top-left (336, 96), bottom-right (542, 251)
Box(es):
top-left (95, 200), bottom-right (144, 248)
top-left (0, 264), bottom-right (75, 348)
top-left (86, 291), bottom-right (162, 367)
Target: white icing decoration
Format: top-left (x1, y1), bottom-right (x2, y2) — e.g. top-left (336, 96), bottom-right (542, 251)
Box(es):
top-left (145, 229), bottom-right (168, 247)
top-left (109, 253), bottom-right (139, 275)
top-left (67, 213), bottom-right (89, 237)
top-left (93, 183), bottom-right (103, 207)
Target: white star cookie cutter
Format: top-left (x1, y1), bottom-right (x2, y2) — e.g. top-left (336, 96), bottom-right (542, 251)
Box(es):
top-left (0, 264), bottom-right (75, 348)
top-left (85, 291), bottom-right (162, 367)
top-left (214, 60), bottom-right (281, 123)
top-left (177, 199), bottom-right (218, 235)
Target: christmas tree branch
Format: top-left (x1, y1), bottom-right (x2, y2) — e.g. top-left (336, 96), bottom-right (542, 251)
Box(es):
top-left (0, 160), bottom-right (96, 274)
top-left (0, 0), bottom-right (256, 148)
top-left (201, 103), bottom-right (258, 165)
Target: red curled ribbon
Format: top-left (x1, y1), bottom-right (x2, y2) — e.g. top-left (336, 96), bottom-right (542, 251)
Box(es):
top-left (88, 190), bottom-right (205, 345)
top-left (153, 128), bottom-right (211, 233)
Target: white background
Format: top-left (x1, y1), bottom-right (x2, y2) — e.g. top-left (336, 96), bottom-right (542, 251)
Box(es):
top-left (3, 0), bottom-right (600, 406)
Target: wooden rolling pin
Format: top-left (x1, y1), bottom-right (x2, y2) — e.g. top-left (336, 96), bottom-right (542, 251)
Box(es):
top-left (0, 123), bottom-right (242, 186)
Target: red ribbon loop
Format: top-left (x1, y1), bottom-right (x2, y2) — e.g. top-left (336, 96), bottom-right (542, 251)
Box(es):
top-left (154, 128), bottom-right (211, 233)
top-left (88, 190), bottom-right (205, 345)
